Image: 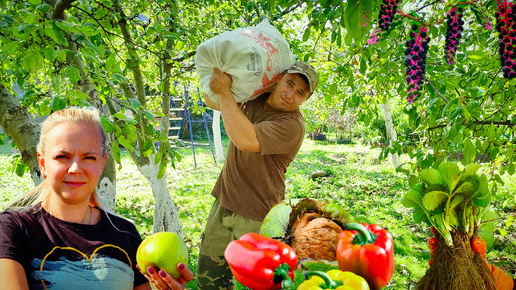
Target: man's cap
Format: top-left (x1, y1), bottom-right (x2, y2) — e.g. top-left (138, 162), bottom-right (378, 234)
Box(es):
top-left (287, 61), bottom-right (319, 94)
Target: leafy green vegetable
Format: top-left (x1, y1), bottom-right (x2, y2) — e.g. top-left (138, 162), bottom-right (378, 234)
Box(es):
top-left (403, 162), bottom-right (498, 247)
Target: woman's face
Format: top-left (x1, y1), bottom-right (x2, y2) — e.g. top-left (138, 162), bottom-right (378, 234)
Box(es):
top-left (38, 121), bottom-right (107, 206)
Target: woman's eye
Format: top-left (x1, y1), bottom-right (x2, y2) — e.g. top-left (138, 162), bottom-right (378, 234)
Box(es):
top-left (56, 155), bottom-right (67, 159)
top-left (85, 156), bottom-right (97, 160)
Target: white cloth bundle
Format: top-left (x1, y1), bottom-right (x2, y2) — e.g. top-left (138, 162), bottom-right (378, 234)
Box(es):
top-left (195, 20), bottom-right (295, 103)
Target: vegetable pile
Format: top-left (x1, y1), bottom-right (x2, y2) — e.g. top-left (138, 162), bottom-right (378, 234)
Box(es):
top-left (225, 198), bottom-right (396, 289)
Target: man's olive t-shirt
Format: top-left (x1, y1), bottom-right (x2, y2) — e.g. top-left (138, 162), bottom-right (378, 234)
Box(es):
top-left (211, 93), bottom-right (305, 221)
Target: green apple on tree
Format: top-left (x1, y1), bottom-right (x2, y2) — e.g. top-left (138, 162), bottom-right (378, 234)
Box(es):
top-left (137, 231), bottom-right (189, 279)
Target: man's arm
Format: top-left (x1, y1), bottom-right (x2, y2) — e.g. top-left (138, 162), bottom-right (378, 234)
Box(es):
top-left (209, 68), bottom-right (260, 152)
top-left (203, 94), bottom-right (220, 111)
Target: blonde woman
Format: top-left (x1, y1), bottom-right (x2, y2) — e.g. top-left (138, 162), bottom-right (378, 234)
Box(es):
top-left (0, 108), bottom-right (192, 290)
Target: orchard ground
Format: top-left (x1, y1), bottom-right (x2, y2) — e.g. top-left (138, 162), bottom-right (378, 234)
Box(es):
top-left (1, 137), bottom-right (514, 289)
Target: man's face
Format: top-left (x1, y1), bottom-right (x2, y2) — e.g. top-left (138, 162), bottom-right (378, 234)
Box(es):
top-left (267, 73), bottom-right (311, 111)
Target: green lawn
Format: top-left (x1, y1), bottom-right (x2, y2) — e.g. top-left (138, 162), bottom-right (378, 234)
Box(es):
top-left (1, 137), bottom-right (514, 289)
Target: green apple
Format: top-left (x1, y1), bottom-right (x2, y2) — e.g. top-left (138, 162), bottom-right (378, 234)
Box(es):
top-left (136, 231), bottom-right (189, 279)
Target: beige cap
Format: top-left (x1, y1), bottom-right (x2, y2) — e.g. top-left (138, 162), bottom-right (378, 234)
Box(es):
top-left (287, 61), bottom-right (319, 94)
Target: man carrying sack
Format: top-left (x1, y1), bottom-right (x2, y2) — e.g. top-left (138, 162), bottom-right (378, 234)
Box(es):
top-left (196, 61), bottom-right (319, 289)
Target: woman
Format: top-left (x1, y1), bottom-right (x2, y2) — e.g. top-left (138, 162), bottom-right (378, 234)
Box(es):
top-left (0, 107), bottom-right (192, 290)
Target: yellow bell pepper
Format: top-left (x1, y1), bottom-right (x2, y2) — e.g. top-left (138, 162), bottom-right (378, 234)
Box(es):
top-left (297, 269), bottom-right (370, 290)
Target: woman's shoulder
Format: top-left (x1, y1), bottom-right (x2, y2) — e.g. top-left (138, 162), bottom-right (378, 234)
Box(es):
top-left (101, 210), bottom-right (140, 233)
top-left (0, 204), bottom-right (42, 221)
top-left (0, 204), bottom-right (43, 233)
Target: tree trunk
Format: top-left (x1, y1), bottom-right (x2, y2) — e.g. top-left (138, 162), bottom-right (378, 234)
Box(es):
top-left (50, 0), bottom-right (118, 211)
top-left (138, 155), bottom-right (184, 237)
top-left (382, 98), bottom-right (401, 170)
top-left (0, 84), bottom-right (43, 185)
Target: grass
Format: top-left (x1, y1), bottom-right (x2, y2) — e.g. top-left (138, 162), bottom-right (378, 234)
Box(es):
top-left (1, 137), bottom-right (514, 289)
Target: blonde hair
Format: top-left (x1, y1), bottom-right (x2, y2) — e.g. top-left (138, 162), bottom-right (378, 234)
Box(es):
top-left (6, 107), bottom-right (107, 211)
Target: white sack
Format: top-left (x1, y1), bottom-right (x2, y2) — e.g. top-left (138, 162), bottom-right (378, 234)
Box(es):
top-left (195, 20), bottom-right (295, 103)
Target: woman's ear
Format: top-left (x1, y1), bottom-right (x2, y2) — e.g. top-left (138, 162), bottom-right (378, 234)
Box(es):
top-left (102, 153), bottom-right (107, 169)
top-left (37, 152), bottom-right (46, 177)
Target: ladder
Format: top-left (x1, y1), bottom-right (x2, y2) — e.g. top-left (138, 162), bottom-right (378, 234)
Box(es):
top-left (169, 83), bottom-right (217, 169)
top-left (168, 97), bottom-right (185, 141)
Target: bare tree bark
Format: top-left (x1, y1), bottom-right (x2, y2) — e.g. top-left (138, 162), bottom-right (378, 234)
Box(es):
top-left (0, 84), bottom-right (43, 185)
top-left (114, 0), bottom-right (183, 236)
top-left (50, 0), bottom-right (117, 211)
top-left (383, 98), bottom-right (401, 170)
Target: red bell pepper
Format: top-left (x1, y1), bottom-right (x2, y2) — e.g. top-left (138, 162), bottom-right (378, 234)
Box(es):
top-left (224, 233), bottom-right (297, 290)
top-left (336, 223), bottom-right (394, 290)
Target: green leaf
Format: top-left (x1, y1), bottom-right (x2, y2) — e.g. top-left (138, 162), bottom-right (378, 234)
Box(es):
top-left (36, 3), bottom-right (52, 13)
top-left (66, 66), bottom-right (81, 83)
top-left (343, 0), bottom-right (366, 46)
top-left (42, 46), bottom-right (58, 62)
top-left (462, 163), bottom-right (481, 179)
top-left (113, 112), bottom-right (126, 120)
top-left (52, 22), bottom-right (69, 46)
top-left (111, 140), bottom-right (121, 164)
top-left (106, 53), bottom-right (116, 70)
top-left (454, 181), bottom-right (476, 196)
top-left (479, 210), bottom-right (499, 250)
top-left (22, 49), bottom-right (44, 72)
top-left (420, 168), bottom-right (442, 185)
top-left (100, 116), bottom-right (115, 133)
top-left (15, 163), bottom-right (27, 177)
top-left (413, 207), bottom-right (429, 224)
top-left (463, 138), bottom-right (476, 165)
top-left (403, 185), bottom-right (424, 208)
top-left (423, 190), bottom-right (448, 211)
top-left (302, 27), bottom-right (310, 42)
top-left (438, 162), bottom-right (461, 192)
top-left (472, 175), bottom-right (490, 207)
top-left (143, 139), bottom-right (154, 157)
top-left (448, 194), bottom-right (465, 211)
top-left (129, 98), bottom-right (142, 110)
top-left (118, 136), bottom-right (134, 152)
top-left (50, 96), bottom-right (66, 111)
top-left (157, 159), bottom-right (167, 179)
top-left (487, 123), bottom-right (495, 142)
top-left (360, 57), bottom-right (367, 74)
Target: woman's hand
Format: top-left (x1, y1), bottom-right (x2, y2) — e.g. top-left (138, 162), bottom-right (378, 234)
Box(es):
top-left (137, 263), bottom-right (194, 290)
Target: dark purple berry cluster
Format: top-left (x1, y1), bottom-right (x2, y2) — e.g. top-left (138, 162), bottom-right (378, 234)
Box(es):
top-left (445, 7), bottom-right (464, 65)
top-left (378, 0), bottom-right (399, 31)
top-left (496, 0), bottom-right (516, 78)
top-left (404, 25), bottom-right (430, 103)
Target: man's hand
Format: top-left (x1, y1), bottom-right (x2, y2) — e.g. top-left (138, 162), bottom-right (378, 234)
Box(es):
top-left (209, 68), bottom-right (232, 98)
top-left (207, 67), bottom-right (260, 152)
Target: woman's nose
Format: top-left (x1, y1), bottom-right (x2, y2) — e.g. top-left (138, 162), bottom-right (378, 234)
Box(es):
top-left (68, 159), bottom-right (83, 173)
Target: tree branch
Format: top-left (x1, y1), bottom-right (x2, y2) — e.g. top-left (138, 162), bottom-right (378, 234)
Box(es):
top-left (424, 75), bottom-right (448, 103)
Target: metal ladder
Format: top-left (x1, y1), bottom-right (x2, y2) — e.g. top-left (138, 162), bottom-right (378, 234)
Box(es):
top-left (170, 83), bottom-right (216, 169)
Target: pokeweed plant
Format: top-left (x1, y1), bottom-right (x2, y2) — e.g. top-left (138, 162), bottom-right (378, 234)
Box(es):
top-left (403, 162), bottom-right (498, 248)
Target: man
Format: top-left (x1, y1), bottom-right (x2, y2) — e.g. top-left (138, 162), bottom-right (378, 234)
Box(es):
top-left (196, 61), bottom-right (319, 289)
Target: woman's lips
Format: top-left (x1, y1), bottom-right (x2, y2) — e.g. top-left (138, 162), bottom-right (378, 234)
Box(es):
top-left (64, 181), bottom-right (86, 188)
